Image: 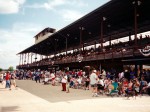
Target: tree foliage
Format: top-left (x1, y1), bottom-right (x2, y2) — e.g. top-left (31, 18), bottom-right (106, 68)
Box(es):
top-left (0, 68), bottom-right (2, 72)
top-left (8, 66), bottom-right (14, 71)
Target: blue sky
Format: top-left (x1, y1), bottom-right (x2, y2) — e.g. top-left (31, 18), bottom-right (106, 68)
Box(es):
top-left (0, 0), bottom-right (110, 69)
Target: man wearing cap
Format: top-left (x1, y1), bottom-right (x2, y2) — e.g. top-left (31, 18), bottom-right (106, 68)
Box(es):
top-left (90, 70), bottom-right (98, 97)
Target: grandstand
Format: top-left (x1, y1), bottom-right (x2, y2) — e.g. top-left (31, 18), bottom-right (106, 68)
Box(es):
top-left (17, 0), bottom-right (150, 72)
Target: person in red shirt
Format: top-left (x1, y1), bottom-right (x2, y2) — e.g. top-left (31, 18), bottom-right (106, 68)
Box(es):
top-left (5, 72), bottom-right (11, 89)
top-left (122, 78), bottom-right (129, 95)
top-left (78, 70), bottom-right (82, 77)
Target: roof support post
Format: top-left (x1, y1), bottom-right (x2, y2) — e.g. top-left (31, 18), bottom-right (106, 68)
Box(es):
top-left (66, 34), bottom-right (69, 55)
top-left (54, 41), bottom-right (56, 57)
top-left (24, 53), bottom-right (26, 65)
top-left (79, 27), bottom-right (84, 48)
top-left (31, 53), bottom-right (33, 64)
top-left (35, 54), bottom-right (37, 62)
top-left (22, 54), bottom-right (23, 65)
top-left (129, 32), bottom-right (131, 41)
top-left (100, 17), bottom-right (106, 50)
top-left (54, 39), bottom-right (58, 56)
top-left (94, 41), bottom-right (96, 51)
top-left (83, 44), bottom-right (84, 51)
top-left (134, 2), bottom-right (138, 47)
top-left (100, 20), bottom-right (103, 49)
top-left (19, 54), bottom-right (21, 65)
top-left (27, 53), bottom-right (29, 64)
top-left (133, 0), bottom-right (141, 48)
top-left (73, 47), bottom-right (74, 54)
top-left (109, 36), bottom-right (111, 47)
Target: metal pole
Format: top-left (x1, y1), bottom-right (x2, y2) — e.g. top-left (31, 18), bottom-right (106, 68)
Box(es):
top-left (129, 32), bottom-right (131, 41)
top-left (95, 41), bottom-right (96, 51)
top-left (22, 54), bottom-right (23, 65)
top-left (24, 53), bottom-right (26, 65)
top-left (83, 44), bottom-right (84, 51)
top-left (80, 27), bottom-right (83, 47)
top-left (54, 39), bottom-right (57, 56)
top-left (134, 2), bottom-right (138, 47)
top-left (100, 20), bottom-right (103, 49)
top-left (27, 53), bottom-right (29, 64)
top-left (35, 54), bottom-right (37, 62)
top-left (19, 54), bottom-right (21, 65)
top-left (109, 36), bottom-right (111, 47)
top-left (31, 53), bottom-right (32, 63)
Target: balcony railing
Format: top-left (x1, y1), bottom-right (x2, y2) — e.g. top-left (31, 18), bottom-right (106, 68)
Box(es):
top-left (17, 45), bottom-right (146, 69)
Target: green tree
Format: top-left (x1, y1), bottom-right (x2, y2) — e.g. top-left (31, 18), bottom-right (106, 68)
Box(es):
top-left (0, 68), bottom-right (2, 72)
top-left (8, 66), bottom-right (14, 71)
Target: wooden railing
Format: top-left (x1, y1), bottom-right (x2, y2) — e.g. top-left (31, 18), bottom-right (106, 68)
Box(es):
top-left (17, 45), bottom-right (148, 69)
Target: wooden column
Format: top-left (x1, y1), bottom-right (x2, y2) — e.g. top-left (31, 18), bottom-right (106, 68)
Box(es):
top-left (94, 41), bottom-right (96, 51)
top-left (24, 53), bottom-right (26, 65)
top-left (27, 53), bottom-right (29, 64)
top-left (19, 54), bottom-right (21, 65)
top-left (109, 36), bottom-right (111, 47)
top-left (31, 53), bottom-right (33, 63)
top-left (133, 0), bottom-right (141, 47)
top-left (100, 20), bottom-right (103, 49)
top-left (35, 54), bottom-right (37, 62)
top-left (79, 27), bottom-right (83, 47)
top-left (83, 43), bottom-right (85, 51)
top-left (22, 54), bottom-right (23, 65)
top-left (129, 32), bottom-right (131, 41)
top-left (134, 2), bottom-right (138, 47)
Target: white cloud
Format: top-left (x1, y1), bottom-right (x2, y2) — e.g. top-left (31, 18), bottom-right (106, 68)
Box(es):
top-left (60, 10), bottom-right (83, 22)
top-left (15, 0), bottom-right (26, 4)
top-left (25, 0), bottom-right (86, 22)
top-left (26, 0), bottom-right (88, 10)
top-left (0, 23), bottom-right (44, 69)
top-left (0, 0), bottom-right (25, 14)
top-left (25, 0), bottom-right (66, 10)
top-left (67, 0), bottom-right (88, 7)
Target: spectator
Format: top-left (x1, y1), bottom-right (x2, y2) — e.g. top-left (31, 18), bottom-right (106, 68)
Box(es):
top-left (35, 69), bottom-right (41, 83)
top-left (0, 72), bottom-right (3, 84)
top-left (90, 70), bottom-right (98, 97)
top-left (5, 72), bottom-right (11, 89)
top-left (61, 74), bottom-right (67, 91)
top-left (101, 69), bottom-right (106, 79)
top-left (10, 72), bottom-right (17, 90)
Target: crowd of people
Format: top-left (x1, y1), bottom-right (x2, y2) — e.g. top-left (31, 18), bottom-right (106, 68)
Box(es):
top-left (22, 35), bottom-right (150, 68)
top-left (0, 71), bottom-right (17, 90)
top-left (1, 67), bottom-right (150, 98)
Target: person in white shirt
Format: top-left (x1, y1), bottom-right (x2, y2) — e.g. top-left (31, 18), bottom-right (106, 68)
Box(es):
top-left (97, 76), bottom-right (104, 94)
top-left (90, 70), bottom-right (98, 97)
top-left (10, 72), bottom-right (17, 90)
top-left (50, 72), bottom-right (55, 86)
top-left (101, 69), bottom-right (106, 79)
top-left (77, 76), bottom-right (82, 89)
top-left (61, 74), bottom-right (67, 91)
top-left (0, 72), bottom-right (3, 84)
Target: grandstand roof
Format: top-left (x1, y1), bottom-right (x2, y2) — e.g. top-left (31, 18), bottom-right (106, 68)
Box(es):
top-left (18, 0), bottom-right (150, 55)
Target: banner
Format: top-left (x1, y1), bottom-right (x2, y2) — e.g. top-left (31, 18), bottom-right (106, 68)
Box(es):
top-left (77, 54), bottom-right (83, 62)
top-left (139, 45), bottom-right (150, 57)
